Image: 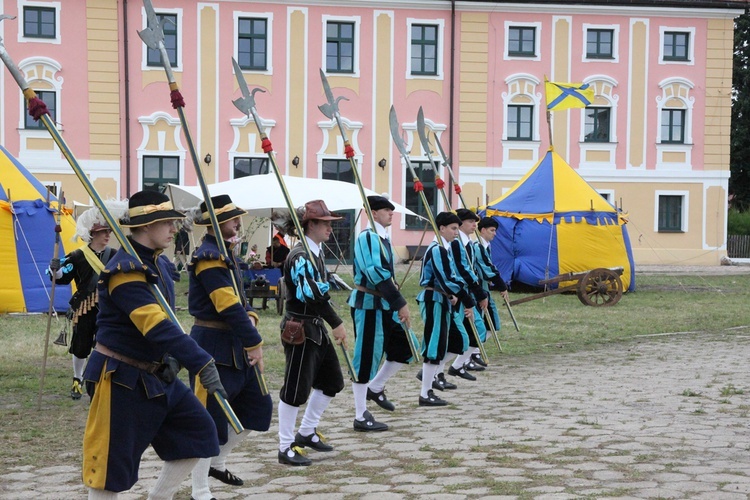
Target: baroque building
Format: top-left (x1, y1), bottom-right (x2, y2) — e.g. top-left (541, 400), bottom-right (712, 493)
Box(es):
top-left (0, 0), bottom-right (744, 264)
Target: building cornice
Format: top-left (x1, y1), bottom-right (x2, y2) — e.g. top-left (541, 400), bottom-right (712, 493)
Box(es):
top-left (227, 0), bottom-right (746, 18)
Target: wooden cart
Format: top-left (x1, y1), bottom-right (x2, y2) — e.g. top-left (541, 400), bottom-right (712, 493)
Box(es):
top-left (508, 267), bottom-right (624, 307)
top-left (244, 268), bottom-right (285, 315)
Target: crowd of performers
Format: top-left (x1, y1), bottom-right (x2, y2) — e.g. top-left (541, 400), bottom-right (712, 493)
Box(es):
top-left (53, 191), bottom-right (508, 499)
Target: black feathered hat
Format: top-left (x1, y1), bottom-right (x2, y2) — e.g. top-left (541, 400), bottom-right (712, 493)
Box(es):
top-left (120, 190), bottom-right (185, 228)
top-left (194, 194), bottom-right (246, 226)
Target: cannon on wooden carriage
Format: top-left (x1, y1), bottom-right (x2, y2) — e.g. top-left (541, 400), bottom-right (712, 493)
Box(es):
top-left (244, 268), bottom-right (285, 315)
top-left (508, 267), bottom-right (624, 307)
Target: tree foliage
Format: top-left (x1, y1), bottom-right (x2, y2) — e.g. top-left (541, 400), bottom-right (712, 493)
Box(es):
top-left (731, 9), bottom-right (750, 211)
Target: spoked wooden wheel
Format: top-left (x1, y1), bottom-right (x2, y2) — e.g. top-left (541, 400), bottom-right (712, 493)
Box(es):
top-left (576, 268), bottom-right (623, 307)
top-left (276, 278), bottom-right (285, 316)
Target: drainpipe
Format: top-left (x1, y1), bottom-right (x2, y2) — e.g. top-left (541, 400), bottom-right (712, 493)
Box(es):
top-left (123, 0), bottom-right (132, 195)
top-left (448, 0), bottom-right (456, 199)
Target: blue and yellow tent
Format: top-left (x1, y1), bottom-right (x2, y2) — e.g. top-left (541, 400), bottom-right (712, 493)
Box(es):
top-left (484, 149), bottom-right (635, 291)
top-left (0, 145), bottom-right (80, 313)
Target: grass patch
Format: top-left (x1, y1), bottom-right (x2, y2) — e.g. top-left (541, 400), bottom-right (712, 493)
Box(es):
top-left (1, 272), bottom-right (750, 476)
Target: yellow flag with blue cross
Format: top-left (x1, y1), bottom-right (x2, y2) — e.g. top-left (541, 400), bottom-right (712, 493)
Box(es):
top-left (545, 81), bottom-right (595, 111)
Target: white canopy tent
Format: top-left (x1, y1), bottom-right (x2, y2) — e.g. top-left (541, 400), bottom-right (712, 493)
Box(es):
top-left (166, 174), bottom-right (418, 217)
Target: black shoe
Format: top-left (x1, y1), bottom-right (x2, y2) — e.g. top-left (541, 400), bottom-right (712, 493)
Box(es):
top-left (419, 389), bottom-right (448, 407)
top-left (465, 360), bottom-right (486, 372)
top-left (431, 377), bottom-right (445, 391)
top-left (294, 429), bottom-right (333, 452)
top-left (436, 372), bottom-right (457, 390)
top-left (208, 467), bottom-right (243, 486)
top-left (353, 410), bottom-right (389, 432)
top-left (367, 388), bottom-right (395, 412)
top-left (471, 353), bottom-right (488, 367)
top-left (448, 365), bottom-right (476, 381)
top-left (278, 446), bottom-right (312, 466)
top-left (416, 369), bottom-right (423, 381)
top-left (70, 378), bottom-right (83, 400)
top-left (191, 497), bottom-right (216, 500)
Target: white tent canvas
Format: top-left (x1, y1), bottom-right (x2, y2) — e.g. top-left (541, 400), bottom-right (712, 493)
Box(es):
top-left (166, 174), bottom-right (418, 217)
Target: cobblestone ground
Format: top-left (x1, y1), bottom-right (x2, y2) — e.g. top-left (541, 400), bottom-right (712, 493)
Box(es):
top-left (3, 326), bottom-right (750, 499)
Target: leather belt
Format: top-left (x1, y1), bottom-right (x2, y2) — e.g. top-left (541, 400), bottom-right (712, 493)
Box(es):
top-left (354, 284), bottom-right (383, 297)
top-left (94, 344), bottom-right (161, 374)
top-left (194, 318), bottom-right (232, 330)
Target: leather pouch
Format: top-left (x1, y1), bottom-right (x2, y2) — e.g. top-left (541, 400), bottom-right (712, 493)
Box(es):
top-left (281, 317), bottom-right (306, 345)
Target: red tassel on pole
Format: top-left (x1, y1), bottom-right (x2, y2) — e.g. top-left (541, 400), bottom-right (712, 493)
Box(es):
top-left (454, 185), bottom-right (462, 194)
top-left (261, 138), bottom-right (273, 153)
top-left (413, 180), bottom-right (424, 192)
top-left (435, 178), bottom-right (445, 189)
top-left (27, 97), bottom-right (49, 121)
top-left (344, 144), bottom-right (355, 159)
top-left (170, 89), bottom-right (185, 109)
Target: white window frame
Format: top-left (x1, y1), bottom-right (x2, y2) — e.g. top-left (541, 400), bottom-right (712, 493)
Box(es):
top-left (17, 57), bottom-right (63, 159)
top-left (504, 22), bottom-right (542, 62)
top-left (655, 77), bottom-right (694, 170)
top-left (141, 7), bottom-right (183, 72)
top-left (233, 11), bottom-right (273, 75)
top-left (501, 73), bottom-right (542, 166)
top-left (597, 189), bottom-right (615, 207)
top-left (322, 15), bottom-right (361, 78)
top-left (582, 23), bottom-right (619, 63)
top-left (658, 26), bottom-right (695, 66)
top-left (17, 0), bottom-right (61, 45)
top-left (136, 111), bottom-right (186, 192)
top-left (654, 190), bottom-right (689, 233)
top-left (578, 75), bottom-right (619, 170)
top-left (406, 18), bottom-right (444, 81)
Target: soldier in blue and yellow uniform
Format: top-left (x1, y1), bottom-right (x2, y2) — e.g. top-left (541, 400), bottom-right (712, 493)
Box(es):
top-left (348, 195), bottom-right (413, 432)
top-left (417, 211), bottom-right (475, 407)
top-left (277, 200), bottom-right (348, 466)
top-left (82, 190), bottom-right (226, 500)
top-left (471, 216), bottom-right (509, 367)
top-left (188, 195), bottom-right (271, 500)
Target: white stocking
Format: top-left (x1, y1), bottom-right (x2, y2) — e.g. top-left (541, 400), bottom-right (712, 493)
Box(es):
top-left (88, 489), bottom-right (118, 500)
top-left (190, 458), bottom-right (212, 500)
top-left (211, 427), bottom-right (250, 471)
top-left (298, 389), bottom-right (332, 436)
top-left (351, 382), bottom-right (368, 420)
top-left (368, 360), bottom-right (403, 393)
top-left (278, 401), bottom-right (300, 451)
top-left (148, 458), bottom-right (198, 500)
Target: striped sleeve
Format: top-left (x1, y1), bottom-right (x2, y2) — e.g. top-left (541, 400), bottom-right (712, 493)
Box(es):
top-left (107, 270), bottom-right (212, 373)
top-left (194, 258), bottom-right (263, 347)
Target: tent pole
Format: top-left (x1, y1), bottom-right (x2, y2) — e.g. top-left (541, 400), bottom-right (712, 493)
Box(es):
top-left (38, 190), bottom-right (63, 410)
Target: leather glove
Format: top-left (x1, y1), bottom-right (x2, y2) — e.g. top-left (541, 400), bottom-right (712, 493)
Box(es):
top-left (198, 361), bottom-right (228, 399)
top-left (155, 355), bottom-right (181, 384)
top-left (47, 258), bottom-right (63, 279)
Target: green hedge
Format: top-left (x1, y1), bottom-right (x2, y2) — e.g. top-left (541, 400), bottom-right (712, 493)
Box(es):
top-left (728, 209), bottom-right (750, 235)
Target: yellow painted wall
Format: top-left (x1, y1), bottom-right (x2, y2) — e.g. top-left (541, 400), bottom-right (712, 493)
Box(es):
top-left (551, 17), bottom-right (571, 159)
top-left (628, 20), bottom-right (647, 168)
top-left (374, 12), bottom-right (392, 193)
top-left (458, 13), bottom-right (488, 165)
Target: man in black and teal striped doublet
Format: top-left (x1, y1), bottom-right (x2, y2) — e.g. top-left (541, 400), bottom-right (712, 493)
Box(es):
top-left (347, 195), bottom-right (413, 432)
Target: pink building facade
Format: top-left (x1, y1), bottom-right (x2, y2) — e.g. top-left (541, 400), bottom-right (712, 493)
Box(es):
top-left (0, 0), bottom-right (743, 264)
